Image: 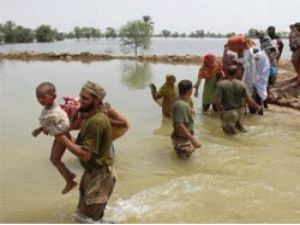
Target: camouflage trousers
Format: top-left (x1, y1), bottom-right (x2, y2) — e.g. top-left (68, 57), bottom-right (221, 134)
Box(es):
top-left (77, 166), bottom-right (116, 221)
top-left (171, 133), bottom-right (195, 159)
top-left (221, 107), bottom-right (245, 134)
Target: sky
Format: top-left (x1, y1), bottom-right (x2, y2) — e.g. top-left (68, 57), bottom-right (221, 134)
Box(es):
top-left (1, 0), bottom-right (299, 34)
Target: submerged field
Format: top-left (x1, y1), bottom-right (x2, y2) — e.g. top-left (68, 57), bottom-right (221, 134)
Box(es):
top-left (0, 59), bottom-right (300, 223)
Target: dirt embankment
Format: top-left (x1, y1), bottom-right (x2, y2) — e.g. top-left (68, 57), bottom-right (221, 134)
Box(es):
top-left (264, 59), bottom-right (299, 110)
top-left (0, 51), bottom-right (299, 110)
top-left (0, 51), bottom-right (202, 64)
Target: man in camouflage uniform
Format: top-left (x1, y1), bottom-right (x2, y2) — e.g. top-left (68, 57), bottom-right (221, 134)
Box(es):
top-left (171, 80), bottom-right (201, 159)
top-left (215, 65), bottom-right (262, 134)
top-left (56, 81), bottom-right (115, 223)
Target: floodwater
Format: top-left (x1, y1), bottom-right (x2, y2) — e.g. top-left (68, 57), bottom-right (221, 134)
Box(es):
top-left (0, 37), bottom-right (292, 59)
top-left (0, 59), bottom-right (300, 223)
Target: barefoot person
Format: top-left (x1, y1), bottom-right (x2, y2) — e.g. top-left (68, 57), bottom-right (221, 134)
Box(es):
top-left (55, 81), bottom-right (117, 223)
top-left (215, 65), bottom-right (262, 134)
top-left (171, 79), bottom-right (201, 159)
top-left (32, 82), bottom-right (77, 194)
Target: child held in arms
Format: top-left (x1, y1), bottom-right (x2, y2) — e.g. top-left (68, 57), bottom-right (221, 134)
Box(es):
top-left (32, 82), bottom-right (77, 194)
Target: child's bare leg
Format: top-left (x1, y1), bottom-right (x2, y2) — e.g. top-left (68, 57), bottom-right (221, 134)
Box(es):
top-left (50, 137), bottom-right (77, 194)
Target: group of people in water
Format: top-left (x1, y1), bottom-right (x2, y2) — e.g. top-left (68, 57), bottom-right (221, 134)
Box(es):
top-left (151, 23), bottom-right (300, 159)
top-left (30, 23), bottom-right (300, 223)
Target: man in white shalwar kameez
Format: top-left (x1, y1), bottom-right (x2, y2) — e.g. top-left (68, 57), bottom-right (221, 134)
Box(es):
top-left (234, 47), bottom-right (258, 97)
top-left (249, 49), bottom-right (270, 115)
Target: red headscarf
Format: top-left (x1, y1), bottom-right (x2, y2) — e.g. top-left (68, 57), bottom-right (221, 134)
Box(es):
top-left (199, 54), bottom-right (222, 79)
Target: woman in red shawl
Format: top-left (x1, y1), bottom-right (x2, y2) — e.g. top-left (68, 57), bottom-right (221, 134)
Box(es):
top-left (194, 54), bottom-right (224, 112)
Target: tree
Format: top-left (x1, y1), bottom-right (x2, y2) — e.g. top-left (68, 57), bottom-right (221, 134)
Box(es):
top-left (161, 29), bottom-right (171, 38)
top-left (180, 33), bottom-right (187, 38)
top-left (65, 31), bottom-right (75, 39)
top-left (35, 25), bottom-right (55, 42)
top-left (0, 24), bottom-right (4, 43)
top-left (81, 27), bottom-right (92, 39)
top-left (74, 26), bottom-right (82, 40)
top-left (15, 26), bottom-right (35, 43)
top-left (172, 32), bottom-right (179, 38)
top-left (1, 21), bottom-right (34, 43)
top-left (189, 32), bottom-right (196, 38)
top-left (105, 27), bottom-right (117, 39)
top-left (91, 28), bottom-right (101, 39)
top-left (119, 18), bottom-right (153, 56)
top-left (226, 32), bottom-right (236, 38)
top-left (53, 29), bottom-right (64, 41)
top-left (73, 26), bottom-right (101, 40)
top-left (195, 29), bottom-right (205, 38)
top-left (2, 21), bottom-right (17, 43)
top-left (142, 15), bottom-right (154, 32)
top-left (247, 28), bottom-right (258, 38)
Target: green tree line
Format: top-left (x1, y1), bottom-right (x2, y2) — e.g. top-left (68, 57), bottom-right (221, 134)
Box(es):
top-left (0, 21), bottom-right (64, 43)
top-left (0, 21), bottom-right (116, 44)
top-left (1, 19), bottom-right (290, 45)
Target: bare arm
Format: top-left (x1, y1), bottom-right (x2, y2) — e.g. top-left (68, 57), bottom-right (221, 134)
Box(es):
top-left (245, 96), bottom-right (262, 113)
top-left (31, 127), bottom-right (43, 137)
top-left (176, 122), bottom-right (201, 148)
top-left (193, 78), bottom-right (202, 97)
top-left (215, 96), bottom-right (223, 112)
top-left (55, 134), bottom-right (91, 161)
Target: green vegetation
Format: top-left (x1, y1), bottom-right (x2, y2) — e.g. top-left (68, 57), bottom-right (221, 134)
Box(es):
top-left (72, 26), bottom-right (101, 40)
top-left (15, 26), bottom-right (35, 43)
top-left (35, 25), bottom-right (56, 42)
top-left (104, 27), bottom-right (117, 39)
top-left (0, 18), bottom-right (290, 46)
top-left (0, 21), bottom-right (64, 44)
top-left (119, 16), bottom-right (154, 56)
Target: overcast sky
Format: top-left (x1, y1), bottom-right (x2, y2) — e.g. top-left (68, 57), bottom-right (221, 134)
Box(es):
top-left (1, 0), bottom-right (299, 34)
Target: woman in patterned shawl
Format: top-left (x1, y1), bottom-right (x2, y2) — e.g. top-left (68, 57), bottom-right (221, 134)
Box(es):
top-left (151, 74), bottom-right (177, 117)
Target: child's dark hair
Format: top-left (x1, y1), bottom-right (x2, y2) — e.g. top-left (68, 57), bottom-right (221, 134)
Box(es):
top-left (36, 82), bottom-right (56, 95)
top-left (178, 79), bottom-right (193, 95)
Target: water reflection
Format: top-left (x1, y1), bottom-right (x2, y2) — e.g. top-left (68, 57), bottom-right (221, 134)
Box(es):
top-left (120, 62), bottom-right (152, 90)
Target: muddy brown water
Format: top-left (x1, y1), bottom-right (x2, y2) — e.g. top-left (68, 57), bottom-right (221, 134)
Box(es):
top-left (1, 60), bottom-right (300, 223)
